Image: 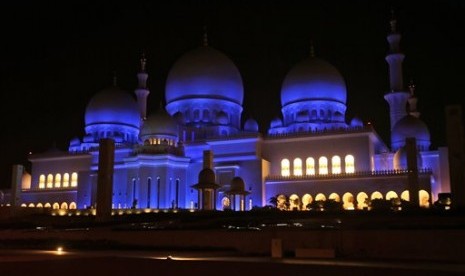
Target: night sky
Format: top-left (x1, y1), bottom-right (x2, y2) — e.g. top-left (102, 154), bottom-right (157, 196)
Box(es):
top-left (0, 0), bottom-right (464, 188)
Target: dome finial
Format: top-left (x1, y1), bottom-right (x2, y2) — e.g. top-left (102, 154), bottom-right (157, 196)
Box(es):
top-left (203, 25), bottom-right (208, 47)
top-left (112, 71), bottom-right (118, 87)
top-left (389, 8), bottom-right (397, 33)
top-left (140, 51), bottom-right (147, 73)
top-left (408, 79), bottom-right (416, 96)
top-left (310, 41), bottom-right (315, 58)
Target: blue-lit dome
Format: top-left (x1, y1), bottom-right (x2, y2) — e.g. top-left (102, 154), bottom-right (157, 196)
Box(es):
top-left (393, 146), bottom-right (423, 170)
top-left (270, 117), bottom-right (283, 128)
top-left (391, 115), bottom-right (430, 151)
top-left (281, 57), bottom-right (347, 107)
top-left (84, 86), bottom-right (140, 144)
top-left (244, 118), bottom-right (259, 132)
top-left (165, 46), bottom-right (244, 105)
top-left (85, 86), bottom-right (140, 129)
top-left (350, 117), bottom-right (364, 127)
top-left (140, 108), bottom-right (178, 139)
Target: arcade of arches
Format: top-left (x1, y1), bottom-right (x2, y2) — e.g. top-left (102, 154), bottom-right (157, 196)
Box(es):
top-left (275, 190), bottom-right (430, 210)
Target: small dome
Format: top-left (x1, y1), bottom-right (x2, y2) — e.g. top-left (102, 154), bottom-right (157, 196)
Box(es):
top-left (270, 117), bottom-right (283, 128)
top-left (350, 117), bottom-right (363, 127)
top-left (85, 86), bottom-right (140, 129)
top-left (140, 107), bottom-right (178, 138)
top-left (165, 46), bottom-right (244, 105)
top-left (393, 146), bottom-right (423, 170)
top-left (281, 57), bottom-right (347, 107)
top-left (391, 115), bottom-right (430, 151)
top-left (230, 176), bottom-right (246, 191)
top-left (244, 118), bottom-right (259, 132)
top-left (70, 137), bottom-right (81, 146)
top-left (198, 168), bottom-right (216, 184)
top-left (216, 111), bottom-right (229, 125)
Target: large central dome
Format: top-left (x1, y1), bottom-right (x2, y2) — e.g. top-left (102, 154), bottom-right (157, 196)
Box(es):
top-left (281, 57), bottom-right (347, 107)
top-left (165, 46), bottom-right (244, 105)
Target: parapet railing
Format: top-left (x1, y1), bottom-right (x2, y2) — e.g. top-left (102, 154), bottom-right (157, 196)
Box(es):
top-left (266, 168), bottom-right (433, 181)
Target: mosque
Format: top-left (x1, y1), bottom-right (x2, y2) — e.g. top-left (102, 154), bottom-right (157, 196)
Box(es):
top-left (6, 17), bottom-right (451, 212)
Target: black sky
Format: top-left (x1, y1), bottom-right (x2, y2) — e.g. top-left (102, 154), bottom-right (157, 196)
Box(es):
top-left (1, 0), bottom-right (464, 188)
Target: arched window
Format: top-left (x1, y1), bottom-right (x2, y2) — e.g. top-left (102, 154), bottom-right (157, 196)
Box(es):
top-left (318, 156), bottom-right (328, 175)
top-left (302, 194), bottom-right (313, 210)
top-left (44, 203), bottom-right (51, 208)
top-left (342, 192), bottom-right (355, 210)
top-left (52, 202), bottom-right (60, 209)
top-left (21, 203), bottom-right (27, 207)
top-left (54, 173), bottom-right (61, 188)
top-left (329, 193), bottom-right (340, 202)
top-left (69, 202), bottom-right (77, 209)
top-left (293, 158), bottom-right (302, 176)
top-left (401, 190), bottom-right (410, 201)
top-left (63, 173), bottom-right (70, 187)
top-left (28, 203), bottom-right (35, 208)
top-left (222, 197), bottom-right (230, 210)
top-left (39, 174), bottom-right (46, 189)
top-left (281, 159), bottom-right (290, 176)
top-left (46, 174), bottom-right (53, 188)
top-left (345, 155), bottom-right (355, 173)
top-left (356, 192), bottom-right (369, 210)
top-left (371, 191), bottom-right (383, 200)
top-left (71, 172), bottom-right (78, 187)
top-left (60, 202), bottom-right (68, 209)
top-left (331, 156), bottom-right (341, 174)
top-left (193, 109), bottom-right (200, 121)
top-left (419, 190), bottom-right (430, 208)
top-left (306, 157), bottom-right (315, 175)
top-left (289, 194), bottom-right (300, 210)
top-left (386, 191), bottom-right (398, 200)
top-left (315, 193), bottom-right (326, 201)
top-left (36, 203), bottom-right (43, 208)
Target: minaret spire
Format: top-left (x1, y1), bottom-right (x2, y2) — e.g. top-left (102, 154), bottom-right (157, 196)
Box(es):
top-left (384, 9), bottom-right (410, 132)
top-left (112, 71), bottom-right (118, 87)
top-left (310, 41), bottom-right (315, 58)
top-left (408, 80), bottom-right (420, 118)
top-left (203, 25), bottom-right (208, 47)
top-left (134, 52), bottom-right (150, 121)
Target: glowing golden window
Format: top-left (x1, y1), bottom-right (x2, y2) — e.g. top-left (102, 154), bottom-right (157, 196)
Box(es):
top-left (39, 174), bottom-right (46, 189)
top-left (293, 158), bottom-right (302, 176)
top-left (63, 173), bottom-right (70, 187)
top-left (71, 172), bottom-right (78, 187)
top-left (46, 174), bottom-right (53, 188)
top-left (305, 157), bottom-right (315, 175)
top-left (331, 156), bottom-right (341, 174)
top-left (345, 155), bottom-right (355, 173)
top-left (54, 174), bottom-right (61, 188)
top-left (281, 159), bottom-right (290, 176)
top-left (318, 156), bottom-right (328, 175)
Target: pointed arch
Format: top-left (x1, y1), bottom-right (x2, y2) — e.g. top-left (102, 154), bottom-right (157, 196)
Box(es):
top-left (69, 202), bottom-right (77, 209)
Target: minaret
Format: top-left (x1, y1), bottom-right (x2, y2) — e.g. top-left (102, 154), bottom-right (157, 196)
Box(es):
top-left (134, 53), bottom-right (150, 121)
top-left (407, 81), bottom-right (420, 118)
top-left (384, 11), bottom-right (410, 130)
top-left (203, 25), bottom-right (208, 47)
